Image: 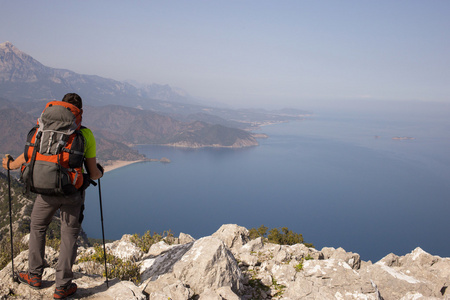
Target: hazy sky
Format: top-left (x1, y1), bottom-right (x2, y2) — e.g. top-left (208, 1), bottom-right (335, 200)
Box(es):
top-left (1, 1), bottom-right (449, 108)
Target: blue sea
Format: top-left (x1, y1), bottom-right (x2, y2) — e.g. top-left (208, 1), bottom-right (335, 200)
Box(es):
top-left (83, 101), bottom-right (450, 262)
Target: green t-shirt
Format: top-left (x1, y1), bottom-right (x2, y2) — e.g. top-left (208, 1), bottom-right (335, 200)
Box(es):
top-left (80, 127), bottom-right (96, 159)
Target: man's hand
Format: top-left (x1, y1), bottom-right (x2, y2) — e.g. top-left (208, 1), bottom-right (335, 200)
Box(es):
top-left (2, 154), bottom-right (13, 170)
top-left (2, 153), bottom-right (26, 170)
top-left (85, 157), bottom-right (103, 180)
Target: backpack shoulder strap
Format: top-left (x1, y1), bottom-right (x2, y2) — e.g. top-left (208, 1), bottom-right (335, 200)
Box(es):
top-left (24, 130), bottom-right (42, 195)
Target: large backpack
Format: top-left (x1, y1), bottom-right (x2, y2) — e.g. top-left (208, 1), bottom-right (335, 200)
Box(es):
top-left (21, 101), bottom-right (85, 196)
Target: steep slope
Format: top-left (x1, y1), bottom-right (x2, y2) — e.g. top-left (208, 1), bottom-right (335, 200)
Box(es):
top-left (0, 106), bottom-right (34, 155)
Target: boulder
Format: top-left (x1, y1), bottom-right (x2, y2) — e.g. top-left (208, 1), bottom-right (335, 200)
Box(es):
top-left (283, 258), bottom-right (381, 299)
top-left (241, 237), bottom-right (265, 253)
top-left (145, 240), bottom-right (174, 258)
top-left (378, 252), bottom-right (401, 267)
top-left (400, 247), bottom-right (441, 267)
top-left (105, 234), bottom-right (144, 262)
top-left (178, 232), bottom-right (195, 245)
top-left (360, 247), bottom-right (450, 300)
top-left (212, 224), bottom-right (250, 254)
top-left (142, 274), bottom-right (194, 300)
top-left (141, 236), bottom-right (243, 298)
top-left (321, 246), bottom-right (361, 269)
top-left (263, 259), bottom-right (298, 285)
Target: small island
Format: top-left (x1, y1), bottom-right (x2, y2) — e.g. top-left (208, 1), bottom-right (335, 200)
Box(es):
top-left (392, 136), bottom-right (416, 140)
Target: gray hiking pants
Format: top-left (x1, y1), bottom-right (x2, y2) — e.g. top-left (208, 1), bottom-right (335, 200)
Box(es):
top-left (28, 191), bottom-right (85, 288)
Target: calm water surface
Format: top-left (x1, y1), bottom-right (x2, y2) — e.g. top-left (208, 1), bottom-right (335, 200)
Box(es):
top-left (83, 103), bottom-right (450, 262)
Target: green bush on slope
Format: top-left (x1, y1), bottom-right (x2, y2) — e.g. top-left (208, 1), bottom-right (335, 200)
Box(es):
top-left (249, 225), bottom-right (314, 248)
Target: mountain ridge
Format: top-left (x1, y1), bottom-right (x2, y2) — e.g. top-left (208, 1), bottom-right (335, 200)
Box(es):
top-left (0, 41), bottom-right (309, 123)
top-left (0, 42), bottom-right (262, 157)
top-left (0, 41), bottom-right (180, 106)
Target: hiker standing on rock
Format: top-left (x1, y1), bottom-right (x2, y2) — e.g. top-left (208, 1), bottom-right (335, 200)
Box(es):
top-left (2, 93), bottom-right (103, 299)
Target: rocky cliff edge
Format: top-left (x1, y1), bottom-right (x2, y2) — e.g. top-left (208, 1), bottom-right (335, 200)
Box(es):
top-left (0, 224), bottom-right (449, 299)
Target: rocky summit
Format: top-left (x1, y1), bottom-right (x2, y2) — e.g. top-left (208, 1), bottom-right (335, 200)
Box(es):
top-left (0, 224), bottom-right (449, 299)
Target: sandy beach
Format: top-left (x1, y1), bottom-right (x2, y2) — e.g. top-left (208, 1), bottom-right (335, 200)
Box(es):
top-left (103, 160), bottom-right (144, 173)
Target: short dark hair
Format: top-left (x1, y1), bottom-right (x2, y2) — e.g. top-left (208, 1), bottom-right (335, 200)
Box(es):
top-left (62, 93), bottom-right (83, 109)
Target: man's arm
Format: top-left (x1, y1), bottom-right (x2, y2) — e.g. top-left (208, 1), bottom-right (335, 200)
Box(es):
top-left (85, 157), bottom-right (103, 180)
top-left (2, 153), bottom-right (26, 170)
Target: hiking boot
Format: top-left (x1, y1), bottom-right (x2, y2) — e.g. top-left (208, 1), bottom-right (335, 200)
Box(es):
top-left (17, 272), bottom-right (42, 289)
top-left (53, 283), bottom-right (77, 299)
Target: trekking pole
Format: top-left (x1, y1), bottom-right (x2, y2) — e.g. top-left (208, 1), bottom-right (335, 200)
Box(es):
top-left (5, 155), bottom-right (18, 282)
top-left (97, 178), bottom-right (109, 288)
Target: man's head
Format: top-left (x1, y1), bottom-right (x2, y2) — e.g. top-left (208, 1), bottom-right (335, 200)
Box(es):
top-left (62, 93), bottom-right (83, 109)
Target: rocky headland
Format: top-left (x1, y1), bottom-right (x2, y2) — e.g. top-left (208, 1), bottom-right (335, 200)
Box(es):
top-left (163, 137), bottom-right (258, 149)
top-left (0, 224), bottom-right (448, 299)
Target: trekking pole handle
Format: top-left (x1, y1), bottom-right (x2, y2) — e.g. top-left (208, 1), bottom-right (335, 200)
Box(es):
top-left (5, 154), bottom-right (13, 170)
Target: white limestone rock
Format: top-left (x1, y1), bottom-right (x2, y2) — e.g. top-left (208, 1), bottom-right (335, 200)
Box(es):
top-left (142, 274), bottom-right (194, 300)
top-left (360, 247), bottom-right (450, 300)
top-left (178, 232), bottom-right (195, 245)
top-left (321, 246), bottom-right (361, 270)
top-left (105, 234), bottom-right (144, 262)
top-left (212, 224), bottom-right (250, 253)
top-left (145, 240), bottom-right (173, 257)
top-left (1, 225), bottom-right (449, 300)
top-left (283, 258), bottom-right (381, 299)
top-left (141, 236), bottom-right (243, 297)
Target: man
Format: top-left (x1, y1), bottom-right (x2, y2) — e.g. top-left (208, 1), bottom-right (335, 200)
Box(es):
top-left (2, 93), bottom-right (103, 299)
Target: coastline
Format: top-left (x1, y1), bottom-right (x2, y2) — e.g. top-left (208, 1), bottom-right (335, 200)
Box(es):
top-left (103, 160), bottom-right (144, 173)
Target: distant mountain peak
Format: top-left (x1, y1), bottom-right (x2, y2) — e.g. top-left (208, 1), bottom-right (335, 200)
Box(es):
top-left (0, 41), bottom-right (46, 83)
top-left (0, 41), bottom-right (10, 48)
top-left (0, 41), bottom-right (15, 50)
top-left (0, 41), bottom-right (34, 60)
